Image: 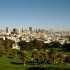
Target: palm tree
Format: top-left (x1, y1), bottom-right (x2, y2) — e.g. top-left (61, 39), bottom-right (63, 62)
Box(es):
top-left (20, 51), bottom-right (28, 66)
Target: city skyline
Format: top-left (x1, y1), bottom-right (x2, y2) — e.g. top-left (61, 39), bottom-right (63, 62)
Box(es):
top-left (0, 0), bottom-right (70, 31)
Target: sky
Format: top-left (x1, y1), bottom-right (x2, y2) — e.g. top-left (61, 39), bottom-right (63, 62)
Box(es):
top-left (0, 0), bottom-right (70, 31)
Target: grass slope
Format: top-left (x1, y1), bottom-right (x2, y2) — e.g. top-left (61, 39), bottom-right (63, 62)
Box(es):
top-left (0, 51), bottom-right (70, 70)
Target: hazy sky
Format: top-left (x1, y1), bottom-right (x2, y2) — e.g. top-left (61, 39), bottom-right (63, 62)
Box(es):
top-left (0, 0), bottom-right (70, 31)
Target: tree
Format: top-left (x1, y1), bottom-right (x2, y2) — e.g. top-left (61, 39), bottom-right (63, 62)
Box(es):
top-left (50, 41), bottom-right (62, 48)
top-left (64, 55), bottom-right (70, 63)
top-left (62, 43), bottom-right (70, 51)
top-left (39, 51), bottom-right (48, 66)
top-left (43, 43), bottom-right (49, 50)
top-left (0, 40), bottom-right (5, 57)
top-left (58, 54), bottom-right (64, 66)
top-left (32, 39), bottom-right (44, 50)
top-left (20, 51), bottom-right (28, 66)
top-left (48, 48), bottom-right (57, 64)
top-left (4, 39), bottom-right (15, 51)
top-left (11, 49), bottom-right (17, 59)
top-left (28, 40), bottom-right (34, 50)
top-left (18, 41), bottom-right (30, 50)
top-left (31, 50), bottom-right (40, 66)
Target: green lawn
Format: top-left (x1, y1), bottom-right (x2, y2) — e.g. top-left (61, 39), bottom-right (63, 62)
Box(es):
top-left (0, 51), bottom-right (70, 70)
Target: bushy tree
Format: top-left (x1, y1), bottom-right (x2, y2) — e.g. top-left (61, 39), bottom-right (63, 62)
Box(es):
top-left (58, 54), bottom-right (64, 66)
top-left (28, 40), bottom-right (34, 50)
top-left (39, 51), bottom-right (48, 66)
top-left (0, 40), bottom-right (5, 57)
top-left (18, 39), bottom-right (44, 50)
top-left (4, 39), bottom-right (15, 51)
top-left (65, 55), bottom-right (70, 63)
top-left (50, 41), bottom-right (62, 48)
top-left (43, 43), bottom-right (49, 49)
top-left (20, 51), bottom-right (28, 66)
top-left (48, 48), bottom-right (57, 64)
top-left (11, 49), bottom-right (17, 59)
top-left (62, 43), bottom-right (70, 51)
top-left (18, 41), bottom-right (30, 50)
top-left (32, 39), bottom-right (44, 50)
top-left (31, 50), bottom-right (40, 66)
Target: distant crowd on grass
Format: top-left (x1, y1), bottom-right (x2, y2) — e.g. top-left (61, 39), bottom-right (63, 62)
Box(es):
top-left (0, 38), bottom-right (70, 66)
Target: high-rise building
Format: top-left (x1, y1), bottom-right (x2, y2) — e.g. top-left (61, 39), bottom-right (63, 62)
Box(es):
top-left (12, 28), bottom-right (20, 34)
top-left (6, 27), bottom-right (8, 33)
top-left (29, 27), bottom-right (32, 33)
top-left (21, 28), bottom-right (24, 33)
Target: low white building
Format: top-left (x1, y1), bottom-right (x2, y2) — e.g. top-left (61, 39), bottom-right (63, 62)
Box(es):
top-left (12, 44), bottom-right (20, 49)
top-left (44, 40), bottom-right (51, 43)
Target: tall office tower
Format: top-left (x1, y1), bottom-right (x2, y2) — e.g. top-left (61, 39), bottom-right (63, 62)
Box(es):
top-left (6, 27), bottom-right (8, 33)
top-left (29, 27), bottom-right (32, 33)
top-left (21, 28), bottom-right (24, 33)
top-left (13, 28), bottom-right (20, 34)
top-left (50, 29), bottom-right (53, 35)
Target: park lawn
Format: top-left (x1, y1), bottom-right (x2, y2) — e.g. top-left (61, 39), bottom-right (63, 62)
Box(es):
top-left (0, 51), bottom-right (70, 70)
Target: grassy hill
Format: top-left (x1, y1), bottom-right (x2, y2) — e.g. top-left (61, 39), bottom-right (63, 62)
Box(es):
top-left (0, 51), bottom-right (70, 70)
